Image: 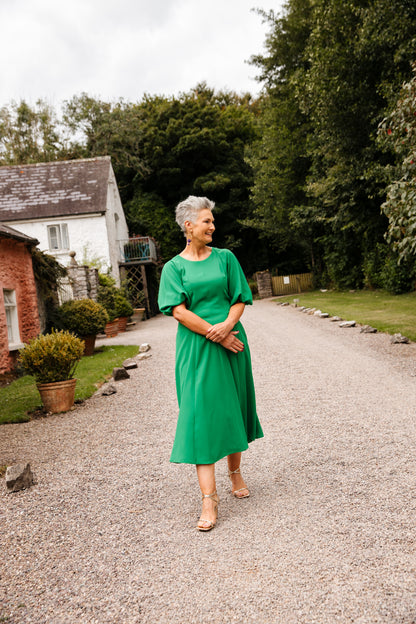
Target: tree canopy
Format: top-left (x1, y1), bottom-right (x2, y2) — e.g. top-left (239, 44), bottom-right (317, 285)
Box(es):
top-left (378, 63), bottom-right (416, 263)
top-left (250, 0), bottom-right (416, 289)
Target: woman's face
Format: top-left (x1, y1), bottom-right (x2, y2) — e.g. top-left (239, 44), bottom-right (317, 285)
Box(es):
top-left (187, 209), bottom-right (215, 245)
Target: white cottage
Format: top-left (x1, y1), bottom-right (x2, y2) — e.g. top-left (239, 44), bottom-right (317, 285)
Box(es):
top-left (0, 157), bottom-right (129, 285)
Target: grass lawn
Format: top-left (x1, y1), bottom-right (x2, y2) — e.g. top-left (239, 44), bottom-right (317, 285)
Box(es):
top-left (0, 345), bottom-right (139, 425)
top-left (278, 290), bottom-right (416, 341)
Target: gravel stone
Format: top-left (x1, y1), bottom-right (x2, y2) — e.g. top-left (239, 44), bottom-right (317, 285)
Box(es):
top-left (112, 367), bottom-right (130, 381)
top-left (360, 325), bottom-right (377, 334)
top-left (391, 333), bottom-right (410, 344)
top-left (5, 463), bottom-right (36, 492)
top-left (1, 299), bottom-right (416, 623)
top-left (123, 358), bottom-right (138, 370)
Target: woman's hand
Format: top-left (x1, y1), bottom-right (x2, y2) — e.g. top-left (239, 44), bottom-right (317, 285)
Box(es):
top-left (205, 320), bottom-right (233, 343)
top-left (220, 331), bottom-right (244, 353)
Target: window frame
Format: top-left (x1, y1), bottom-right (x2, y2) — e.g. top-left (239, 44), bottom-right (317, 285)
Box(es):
top-left (3, 289), bottom-right (22, 349)
top-left (47, 223), bottom-right (69, 251)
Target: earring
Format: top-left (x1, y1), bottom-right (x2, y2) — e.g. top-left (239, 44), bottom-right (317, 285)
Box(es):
top-left (187, 238), bottom-right (191, 246)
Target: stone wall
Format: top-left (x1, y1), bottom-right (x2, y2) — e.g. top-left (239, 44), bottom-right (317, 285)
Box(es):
top-left (256, 270), bottom-right (273, 299)
top-left (0, 239), bottom-right (41, 374)
top-left (67, 265), bottom-right (99, 301)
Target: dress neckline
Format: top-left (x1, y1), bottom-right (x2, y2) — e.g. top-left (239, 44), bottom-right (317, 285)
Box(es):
top-left (177, 247), bottom-right (214, 263)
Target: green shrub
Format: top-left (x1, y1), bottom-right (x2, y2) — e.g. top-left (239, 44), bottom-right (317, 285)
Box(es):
top-left (114, 292), bottom-right (134, 317)
top-left (380, 254), bottom-right (416, 294)
top-left (97, 273), bottom-right (134, 320)
top-left (362, 244), bottom-right (387, 290)
top-left (97, 274), bottom-right (118, 321)
top-left (31, 249), bottom-right (67, 331)
top-left (59, 299), bottom-right (109, 336)
top-left (18, 330), bottom-right (84, 384)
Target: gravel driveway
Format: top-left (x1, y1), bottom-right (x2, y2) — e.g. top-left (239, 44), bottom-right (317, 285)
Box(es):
top-left (1, 298), bottom-right (416, 624)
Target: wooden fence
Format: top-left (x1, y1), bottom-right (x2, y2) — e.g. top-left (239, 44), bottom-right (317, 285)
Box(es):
top-left (271, 272), bottom-right (313, 296)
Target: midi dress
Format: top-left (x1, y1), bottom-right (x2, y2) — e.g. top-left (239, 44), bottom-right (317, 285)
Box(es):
top-left (158, 247), bottom-right (264, 464)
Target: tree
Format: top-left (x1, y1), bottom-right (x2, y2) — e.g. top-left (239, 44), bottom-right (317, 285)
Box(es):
top-left (251, 0), bottom-right (416, 286)
top-left (0, 100), bottom-right (61, 165)
top-left (114, 84), bottom-right (257, 270)
top-left (378, 63), bottom-right (416, 263)
top-left (248, 1), bottom-right (314, 273)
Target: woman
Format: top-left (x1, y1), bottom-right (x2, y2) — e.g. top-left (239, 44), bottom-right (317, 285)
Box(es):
top-left (158, 195), bottom-right (263, 531)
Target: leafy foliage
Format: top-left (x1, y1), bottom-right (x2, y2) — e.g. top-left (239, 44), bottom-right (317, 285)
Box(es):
top-left (97, 274), bottom-right (119, 322)
top-left (248, 2), bottom-right (314, 273)
top-left (96, 273), bottom-right (133, 321)
top-left (250, 0), bottom-right (416, 287)
top-left (61, 86), bottom-right (259, 270)
top-left (18, 330), bottom-right (84, 383)
top-left (31, 249), bottom-right (67, 331)
top-left (0, 100), bottom-right (61, 165)
top-left (58, 299), bottom-right (109, 336)
top-left (378, 63), bottom-right (416, 263)
top-left (114, 291), bottom-right (134, 318)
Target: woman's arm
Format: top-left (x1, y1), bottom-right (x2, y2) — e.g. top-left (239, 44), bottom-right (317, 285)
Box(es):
top-left (172, 303), bottom-right (211, 336)
top-left (204, 302), bottom-right (245, 343)
top-left (172, 303), bottom-right (244, 353)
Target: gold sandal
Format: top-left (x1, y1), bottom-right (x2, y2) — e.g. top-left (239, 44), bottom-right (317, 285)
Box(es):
top-left (197, 491), bottom-right (219, 531)
top-left (228, 467), bottom-right (250, 499)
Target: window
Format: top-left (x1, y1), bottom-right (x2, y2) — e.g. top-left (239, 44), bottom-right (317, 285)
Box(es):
top-left (3, 289), bottom-right (21, 347)
top-left (47, 224), bottom-right (69, 250)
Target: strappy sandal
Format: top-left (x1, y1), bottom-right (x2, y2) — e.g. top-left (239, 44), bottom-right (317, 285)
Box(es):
top-left (228, 467), bottom-right (250, 499)
top-left (197, 491), bottom-right (219, 531)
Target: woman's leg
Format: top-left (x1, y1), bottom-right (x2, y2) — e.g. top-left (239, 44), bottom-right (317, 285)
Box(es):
top-left (227, 452), bottom-right (249, 496)
top-left (196, 464), bottom-right (218, 529)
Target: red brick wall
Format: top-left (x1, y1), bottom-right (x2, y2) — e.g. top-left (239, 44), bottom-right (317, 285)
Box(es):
top-left (0, 238), bottom-right (41, 374)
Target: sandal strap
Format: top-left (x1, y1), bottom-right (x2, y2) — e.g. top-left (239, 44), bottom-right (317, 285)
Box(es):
top-left (228, 467), bottom-right (241, 477)
top-left (233, 487), bottom-right (248, 494)
top-left (201, 490), bottom-right (218, 500)
top-left (198, 519), bottom-right (214, 527)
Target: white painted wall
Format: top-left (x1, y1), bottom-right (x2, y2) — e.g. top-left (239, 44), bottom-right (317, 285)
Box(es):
top-left (105, 166), bottom-right (129, 282)
top-left (5, 213), bottom-right (113, 275)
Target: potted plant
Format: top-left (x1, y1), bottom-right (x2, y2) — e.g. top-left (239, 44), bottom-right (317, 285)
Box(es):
top-left (18, 330), bottom-right (84, 413)
top-left (97, 274), bottom-right (119, 337)
top-left (132, 289), bottom-right (147, 323)
top-left (58, 299), bottom-right (109, 355)
top-left (114, 292), bottom-right (134, 332)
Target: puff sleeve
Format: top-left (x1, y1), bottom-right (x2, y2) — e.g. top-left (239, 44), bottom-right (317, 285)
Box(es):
top-left (226, 250), bottom-right (253, 306)
top-left (158, 260), bottom-right (188, 316)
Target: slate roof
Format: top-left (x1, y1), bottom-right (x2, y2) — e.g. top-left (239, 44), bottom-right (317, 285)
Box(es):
top-left (0, 157), bottom-right (111, 222)
top-left (0, 223), bottom-right (39, 245)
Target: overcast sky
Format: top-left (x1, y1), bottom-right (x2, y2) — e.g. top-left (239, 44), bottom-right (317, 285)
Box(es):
top-left (1, 0), bottom-right (285, 107)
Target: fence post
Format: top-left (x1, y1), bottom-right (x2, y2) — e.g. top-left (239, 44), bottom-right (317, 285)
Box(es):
top-left (256, 270), bottom-right (273, 298)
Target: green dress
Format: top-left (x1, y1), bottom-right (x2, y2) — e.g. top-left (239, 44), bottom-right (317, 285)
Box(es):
top-left (158, 247), bottom-right (263, 464)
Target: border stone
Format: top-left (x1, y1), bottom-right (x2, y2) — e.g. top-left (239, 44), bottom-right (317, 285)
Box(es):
top-left (6, 463), bottom-right (36, 492)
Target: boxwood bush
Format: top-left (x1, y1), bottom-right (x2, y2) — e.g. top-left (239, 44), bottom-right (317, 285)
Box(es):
top-left (19, 330), bottom-right (84, 383)
top-left (59, 299), bottom-right (109, 336)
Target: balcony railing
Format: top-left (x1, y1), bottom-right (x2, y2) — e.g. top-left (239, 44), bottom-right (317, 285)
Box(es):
top-left (118, 236), bottom-right (157, 264)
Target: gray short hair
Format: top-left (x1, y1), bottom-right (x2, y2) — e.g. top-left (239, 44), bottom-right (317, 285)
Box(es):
top-left (175, 196), bottom-right (215, 234)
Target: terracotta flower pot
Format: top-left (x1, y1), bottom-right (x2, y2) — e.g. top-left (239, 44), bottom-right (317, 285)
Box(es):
top-left (133, 308), bottom-right (146, 323)
top-left (117, 316), bottom-right (128, 332)
top-left (37, 378), bottom-right (77, 413)
top-left (82, 334), bottom-right (96, 356)
top-left (104, 320), bottom-right (119, 338)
